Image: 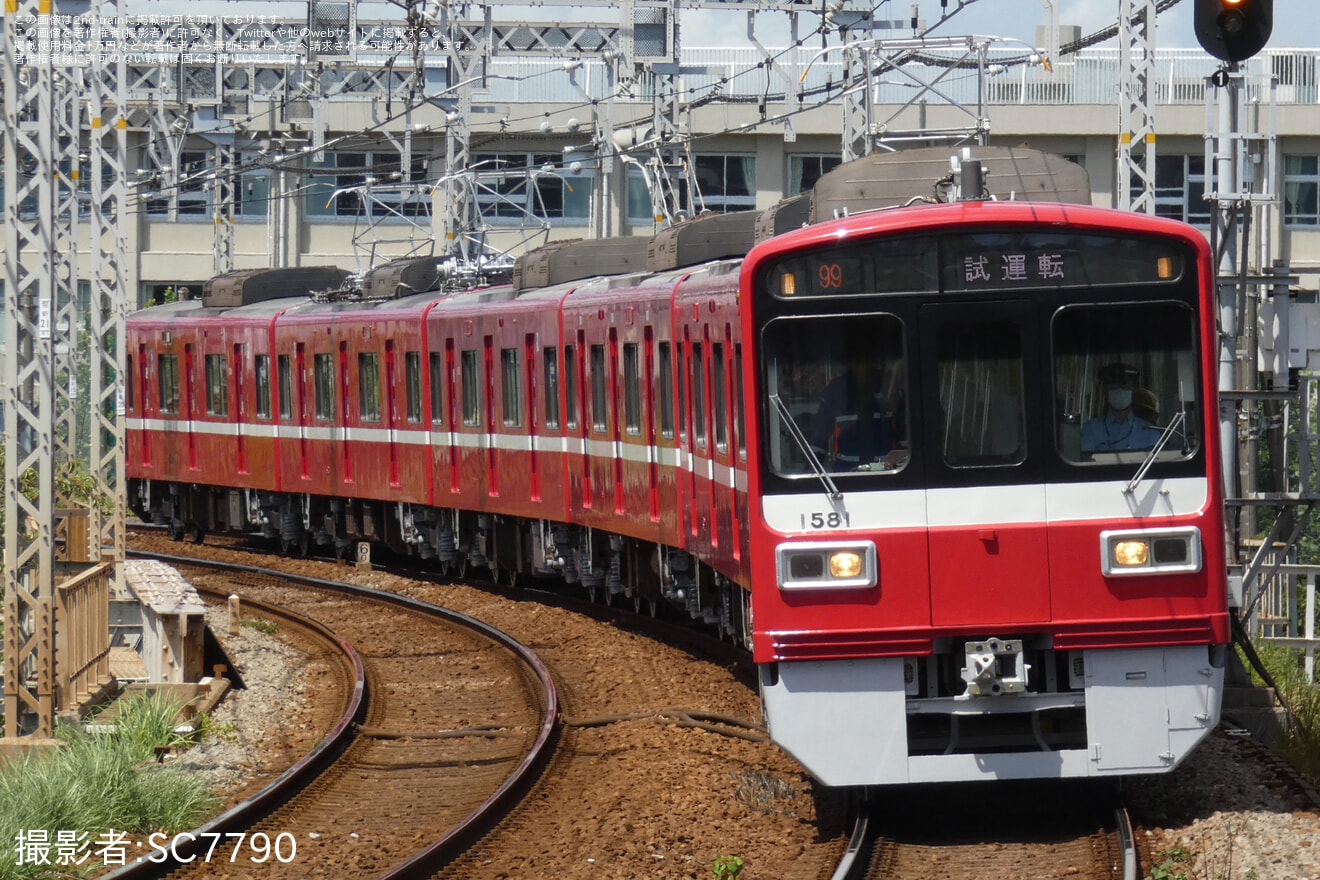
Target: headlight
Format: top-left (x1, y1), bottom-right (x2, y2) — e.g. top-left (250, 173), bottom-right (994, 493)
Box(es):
top-left (1100, 527), bottom-right (1201, 576)
top-left (777, 541), bottom-right (876, 590)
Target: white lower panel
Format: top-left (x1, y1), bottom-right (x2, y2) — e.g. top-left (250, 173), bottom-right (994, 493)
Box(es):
top-left (760, 657), bottom-right (908, 786)
top-left (907, 749), bottom-right (1094, 783)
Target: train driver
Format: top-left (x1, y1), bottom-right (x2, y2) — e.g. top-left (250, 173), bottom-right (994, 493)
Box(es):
top-left (1080, 362), bottom-right (1164, 453)
top-left (808, 338), bottom-right (896, 471)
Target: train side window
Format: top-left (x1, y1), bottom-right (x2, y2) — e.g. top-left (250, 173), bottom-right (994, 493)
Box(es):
top-left (623, 342), bottom-right (641, 435)
top-left (126, 354), bottom-right (135, 412)
top-left (544, 346), bottom-right (560, 429)
top-left (255, 354), bottom-right (272, 419)
top-left (277, 354), bottom-right (293, 419)
top-left (565, 345), bottom-right (579, 429)
top-left (658, 342), bottom-right (674, 440)
top-left (204, 353), bottom-right (228, 416)
top-left (314, 353), bottom-right (335, 420)
top-left (359, 352), bottom-right (381, 422)
top-left (461, 348), bottom-right (481, 426)
top-left (428, 351), bottom-right (443, 426)
top-left (501, 347), bottom-right (522, 427)
top-left (692, 342), bottom-right (707, 448)
top-left (713, 342), bottom-right (728, 452)
top-left (157, 353), bottom-right (179, 414)
top-left (590, 344), bottom-right (608, 432)
top-left (404, 351), bottom-right (422, 424)
top-left (735, 344), bottom-right (746, 458)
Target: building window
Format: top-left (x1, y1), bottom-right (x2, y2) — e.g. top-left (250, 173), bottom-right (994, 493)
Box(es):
top-left (146, 150), bottom-right (209, 216)
top-left (204, 354), bottom-right (228, 416)
top-left (1148, 155), bottom-right (1210, 226)
top-left (158, 353), bottom-right (179, 414)
top-left (358, 352), bottom-right (380, 422)
top-left (461, 349), bottom-right (481, 426)
top-left (278, 354), bottom-right (293, 419)
top-left (623, 342), bottom-right (642, 435)
top-left (314, 353), bottom-right (335, 420)
top-left (501, 347), bottom-right (522, 427)
top-left (787, 155), bottom-right (841, 195)
top-left (544, 346), bottom-right (560, 429)
top-left (428, 351), bottom-right (444, 425)
top-left (590, 344), bottom-right (608, 432)
top-left (255, 354), bottom-right (272, 419)
top-left (305, 150), bottom-right (430, 219)
top-left (1285, 155), bottom-right (1320, 226)
top-left (471, 152), bottom-right (592, 224)
top-left (693, 154), bottom-right (756, 213)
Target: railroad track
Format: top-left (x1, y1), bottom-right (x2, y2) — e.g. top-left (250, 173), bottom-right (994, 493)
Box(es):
top-left (108, 552), bottom-right (557, 880)
top-left (827, 785), bottom-right (1140, 880)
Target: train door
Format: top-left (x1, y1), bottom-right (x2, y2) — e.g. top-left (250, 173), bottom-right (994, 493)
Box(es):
top-left (446, 339), bottom-right (459, 494)
top-left (576, 331), bottom-right (591, 508)
top-left (644, 327), bottom-right (659, 522)
top-left (484, 334), bottom-right (497, 496)
top-left (234, 343), bottom-right (248, 474)
top-left (609, 328), bottom-right (624, 513)
top-left (384, 340), bottom-right (400, 486)
top-left (525, 333), bottom-right (541, 502)
top-left (338, 341), bottom-right (353, 484)
top-left (295, 343), bottom-right (310, 480)
top-left (138, 343), bottom-right (150, 466)
top-left (919, 300), bottom-right (1049, 628)
top-left (183, 343), bottom-right (198, 470)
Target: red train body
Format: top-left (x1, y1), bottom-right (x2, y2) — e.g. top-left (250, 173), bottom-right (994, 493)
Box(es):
top-left (127, 195), bottom-right (1228, 786)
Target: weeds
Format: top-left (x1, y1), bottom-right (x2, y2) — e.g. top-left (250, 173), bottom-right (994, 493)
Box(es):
top-left (1145, 846), bottom-right (1192, 880)
top-left (1245, 642), bottom-right (1320, 788)
top-left (712, 854), bottom-right (744, 880)
top-left (240, 618), bottom-right (278, 634)
top-left (0, 691), bottom-right (218, 880)
top-left (731, 770), bottom-right (801, 817)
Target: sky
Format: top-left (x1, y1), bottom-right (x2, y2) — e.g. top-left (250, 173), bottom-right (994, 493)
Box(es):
top-left (140, 0), bottom-right (1320, 52)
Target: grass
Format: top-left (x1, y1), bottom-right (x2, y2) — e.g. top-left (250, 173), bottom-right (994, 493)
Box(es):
top-left (1248, 642), bottom-right (1320, 788)
top-left (0, 691), bottom-right (218, 880)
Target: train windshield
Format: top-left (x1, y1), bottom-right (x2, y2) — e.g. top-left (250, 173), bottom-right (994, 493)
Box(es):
top-left (762, 314), bottom-right (910, 477)
top-left (1054, 301), bottom-right (1200, 464)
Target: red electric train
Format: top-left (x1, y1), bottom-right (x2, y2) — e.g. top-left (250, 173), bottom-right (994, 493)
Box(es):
top-left (126, 149), bottom-right (1229, 786)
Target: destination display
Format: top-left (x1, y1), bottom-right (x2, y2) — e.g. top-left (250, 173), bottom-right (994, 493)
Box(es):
top-left (771, 230), bottom-right (1185, 298)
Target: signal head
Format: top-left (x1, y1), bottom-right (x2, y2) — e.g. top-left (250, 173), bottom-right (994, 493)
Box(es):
top-left (1194, 0), bottom-right (1272, 63)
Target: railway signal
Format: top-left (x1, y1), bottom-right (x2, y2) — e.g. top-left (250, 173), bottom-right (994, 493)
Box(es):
top-left (1194, 0), bottom-right (1273, 63)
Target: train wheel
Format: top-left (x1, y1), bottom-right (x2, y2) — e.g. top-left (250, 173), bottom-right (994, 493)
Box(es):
top-left (646, 598), bottom-right (660, 619)
top-left (631, 593), bottom-right (642, 615)
top-left (169, 521), bottom-right (185, 542)
top-left (298, 531), bottom-right (312, 558)
top-left (585, 581), bottom-right (599, 604)
top-left (190, 524), bottom-right (206, 545)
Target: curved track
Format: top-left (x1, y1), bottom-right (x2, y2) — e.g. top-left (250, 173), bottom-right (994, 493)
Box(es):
top-left (108, 552), bottom-right (557, 880)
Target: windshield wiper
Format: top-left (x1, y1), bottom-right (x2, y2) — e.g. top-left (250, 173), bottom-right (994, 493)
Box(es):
top-left (770, 393), bottom-right (842, 502)
top-left (1125, 410), bottom-right (1186, 495)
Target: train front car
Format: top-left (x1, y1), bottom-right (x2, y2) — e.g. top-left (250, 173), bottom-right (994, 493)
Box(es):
top-left (743, 200), bottom-right (1230, 786)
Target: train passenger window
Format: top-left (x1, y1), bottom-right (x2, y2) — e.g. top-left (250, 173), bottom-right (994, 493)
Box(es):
top-left (692, 343), bottom-right (707, 448)
top-left (277, 355), bottom-right (293, 420)
top-left (461, 349), bottom-right (481, 426)
top-left (623, 343), bottom-right (641, 435)
top-left (658, 342), bottom-right (674, 440)
top-left (204, 354), bottom-right (228, 416)
top-left (501, 348), bottom-right (522, 427)
top-left (1053, 302), bottom-right (1200, 464)
top-left (565, 345), bottom-right (579, 429)
top-left (255, 355), bottom-right (271, 419)
top-left (359, 352), bottom-right (381, 422)
top-left (713, 343), bottom-right (728, 452)
top-left (544, 347), bottom-right (560, 429)
top-left (735, 345), bottom-right (746, 458)
top-left (405, 351), bottom-right (422, 424)
top-left (762, 314), bottom-right (908, 477)
top-left (158, 354), bottom-right (179, 414)
top-left (126, 355), bottom-right (135, 412)
top-left (314, 354), bottom-right (335, 420)
top-left (590, 344), bottom-right (608, 432)
top-left (428, 352), bottom-right (443, 426)
top-left (935, 322), bottom-right (1025, 468)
